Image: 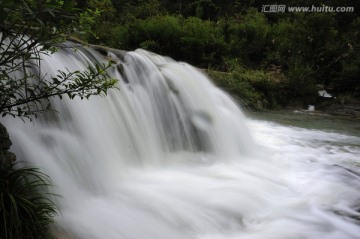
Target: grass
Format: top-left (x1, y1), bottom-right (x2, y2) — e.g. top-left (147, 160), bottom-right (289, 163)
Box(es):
top-left (0, 165), bottom-right (57, 239)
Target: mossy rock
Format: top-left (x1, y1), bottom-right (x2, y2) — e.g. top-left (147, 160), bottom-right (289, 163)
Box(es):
top-left (0, 123), bottom-right (12, 150)
top-left (0, 123), bottom-right (16, 171)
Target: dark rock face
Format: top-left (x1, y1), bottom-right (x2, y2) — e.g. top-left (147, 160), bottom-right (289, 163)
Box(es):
top-left (0, 123), bottom-right (16, 171)
top-left (0, 123), bottom-right (12, 150)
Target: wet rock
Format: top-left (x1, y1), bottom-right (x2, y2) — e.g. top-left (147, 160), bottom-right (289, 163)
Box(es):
top-left (0, 122), bottom-right (16, 171)
top-left (0, 123), bottom-right (12, 150)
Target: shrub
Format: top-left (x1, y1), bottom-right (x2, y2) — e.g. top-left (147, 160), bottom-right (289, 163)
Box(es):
top-left (180, 17), bottom-right (226, 67)
top-left (227, 9), bottom-right (272, 67)
top-left (208, 69), bottom-right (262, 109)
top-left (124, 15), bottom-right (184, 57)
top-left (0, 166), bottom-right (57, 239)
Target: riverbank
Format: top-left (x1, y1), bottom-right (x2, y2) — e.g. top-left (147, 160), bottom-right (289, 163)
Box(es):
top-left (321, 102), bottom-right (360, 118)
top-left (249, 107), bottom-right (360, 137)
top-left (282, 101), bottom-right (360, 119)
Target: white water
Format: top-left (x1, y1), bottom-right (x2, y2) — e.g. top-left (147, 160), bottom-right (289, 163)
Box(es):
top-left (3, 43), bottom-right (360, 239)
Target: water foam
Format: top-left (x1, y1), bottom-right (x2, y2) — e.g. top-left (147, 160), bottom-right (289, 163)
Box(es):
top-left (3, 43), bottom-right (360, 239)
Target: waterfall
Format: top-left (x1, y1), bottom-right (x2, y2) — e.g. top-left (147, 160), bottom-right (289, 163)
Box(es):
top-left (3, 43), bottom-right (360, 239)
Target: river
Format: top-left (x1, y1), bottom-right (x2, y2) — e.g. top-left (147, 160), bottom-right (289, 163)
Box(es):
top-left (3, 45), bottom-right (360, 239)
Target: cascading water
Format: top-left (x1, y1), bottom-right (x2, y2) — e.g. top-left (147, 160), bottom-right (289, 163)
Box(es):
top-left (2, 43), bottom-right (360, 239)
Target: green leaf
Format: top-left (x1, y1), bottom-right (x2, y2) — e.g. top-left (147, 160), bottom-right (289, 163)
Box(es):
top-left (48, 10), bottom-right (56, 18)
top-left (1, 0), bottom-right (15, 6)
top-left (63, 0), bottom-right (75, 11)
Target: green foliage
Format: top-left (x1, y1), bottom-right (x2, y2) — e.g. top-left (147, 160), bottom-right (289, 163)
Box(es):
top-left (77, 0), bottom-right (116, 40)
top-left (0, 56), bottom-right (116, 119)
top-left (0, 1), bottom-right (117, 119)
top-left (124, 0), bottom-right (165, 20)
top-left (331, 58), bottom-right (360, 98)
top-left (181, 17), bottom-right (225, 67)
top-left (209, 69), bottom-right (263, 109)
top-left (331, 16), bottom-right (360, 98)
top-left (94, 15), bottom-right (226, 68)
top-left (284, 62), bottom-right (317, 106)
top-left (78, 8), bottom-right (103, 38)
top-left (129, 15), bottom-right (183, 56)
top-left (186, 0), bottom-right (219, 20)
top-left (227, 8), bottom-right (272, 67)
top-left (0, 0), bottom-right (77, 48)
top-left (74, 0), bottom-right (360, 108)
top-left (0, 165), bottom-right (57, 239)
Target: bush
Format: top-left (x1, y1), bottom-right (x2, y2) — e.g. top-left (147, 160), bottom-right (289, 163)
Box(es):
top-left (208, 69), bottom-right (263, 110)
top-left (181, 17), bottom-right (226, 67)
top-left (126, 15), bottom-right (184, 57)
top-left (227, 9), bottom-right (272, 67)
top-left (283, 62), bottom-right (318, 107)
top-left (0, 166), bottom-right (57, 239)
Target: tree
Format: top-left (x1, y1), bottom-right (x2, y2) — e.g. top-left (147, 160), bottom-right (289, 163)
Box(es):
top-left (0, 0), bottom-right (117, 120)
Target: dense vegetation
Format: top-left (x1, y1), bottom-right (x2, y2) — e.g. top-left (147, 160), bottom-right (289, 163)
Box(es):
top-left (78, 0), bottom-right (360, 109)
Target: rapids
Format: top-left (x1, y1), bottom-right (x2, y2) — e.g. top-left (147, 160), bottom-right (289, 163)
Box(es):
top-left (3, 43), bottom-right (360, 239)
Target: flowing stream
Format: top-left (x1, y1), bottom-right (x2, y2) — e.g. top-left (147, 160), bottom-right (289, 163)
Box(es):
top-left (3, 43), bottom-right (360, 239)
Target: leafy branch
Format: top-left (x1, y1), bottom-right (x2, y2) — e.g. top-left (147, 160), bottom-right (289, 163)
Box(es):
top-left (0, 62), bottom-right (117, 119)
top-left (0, 1), bottom-right (118, 120)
